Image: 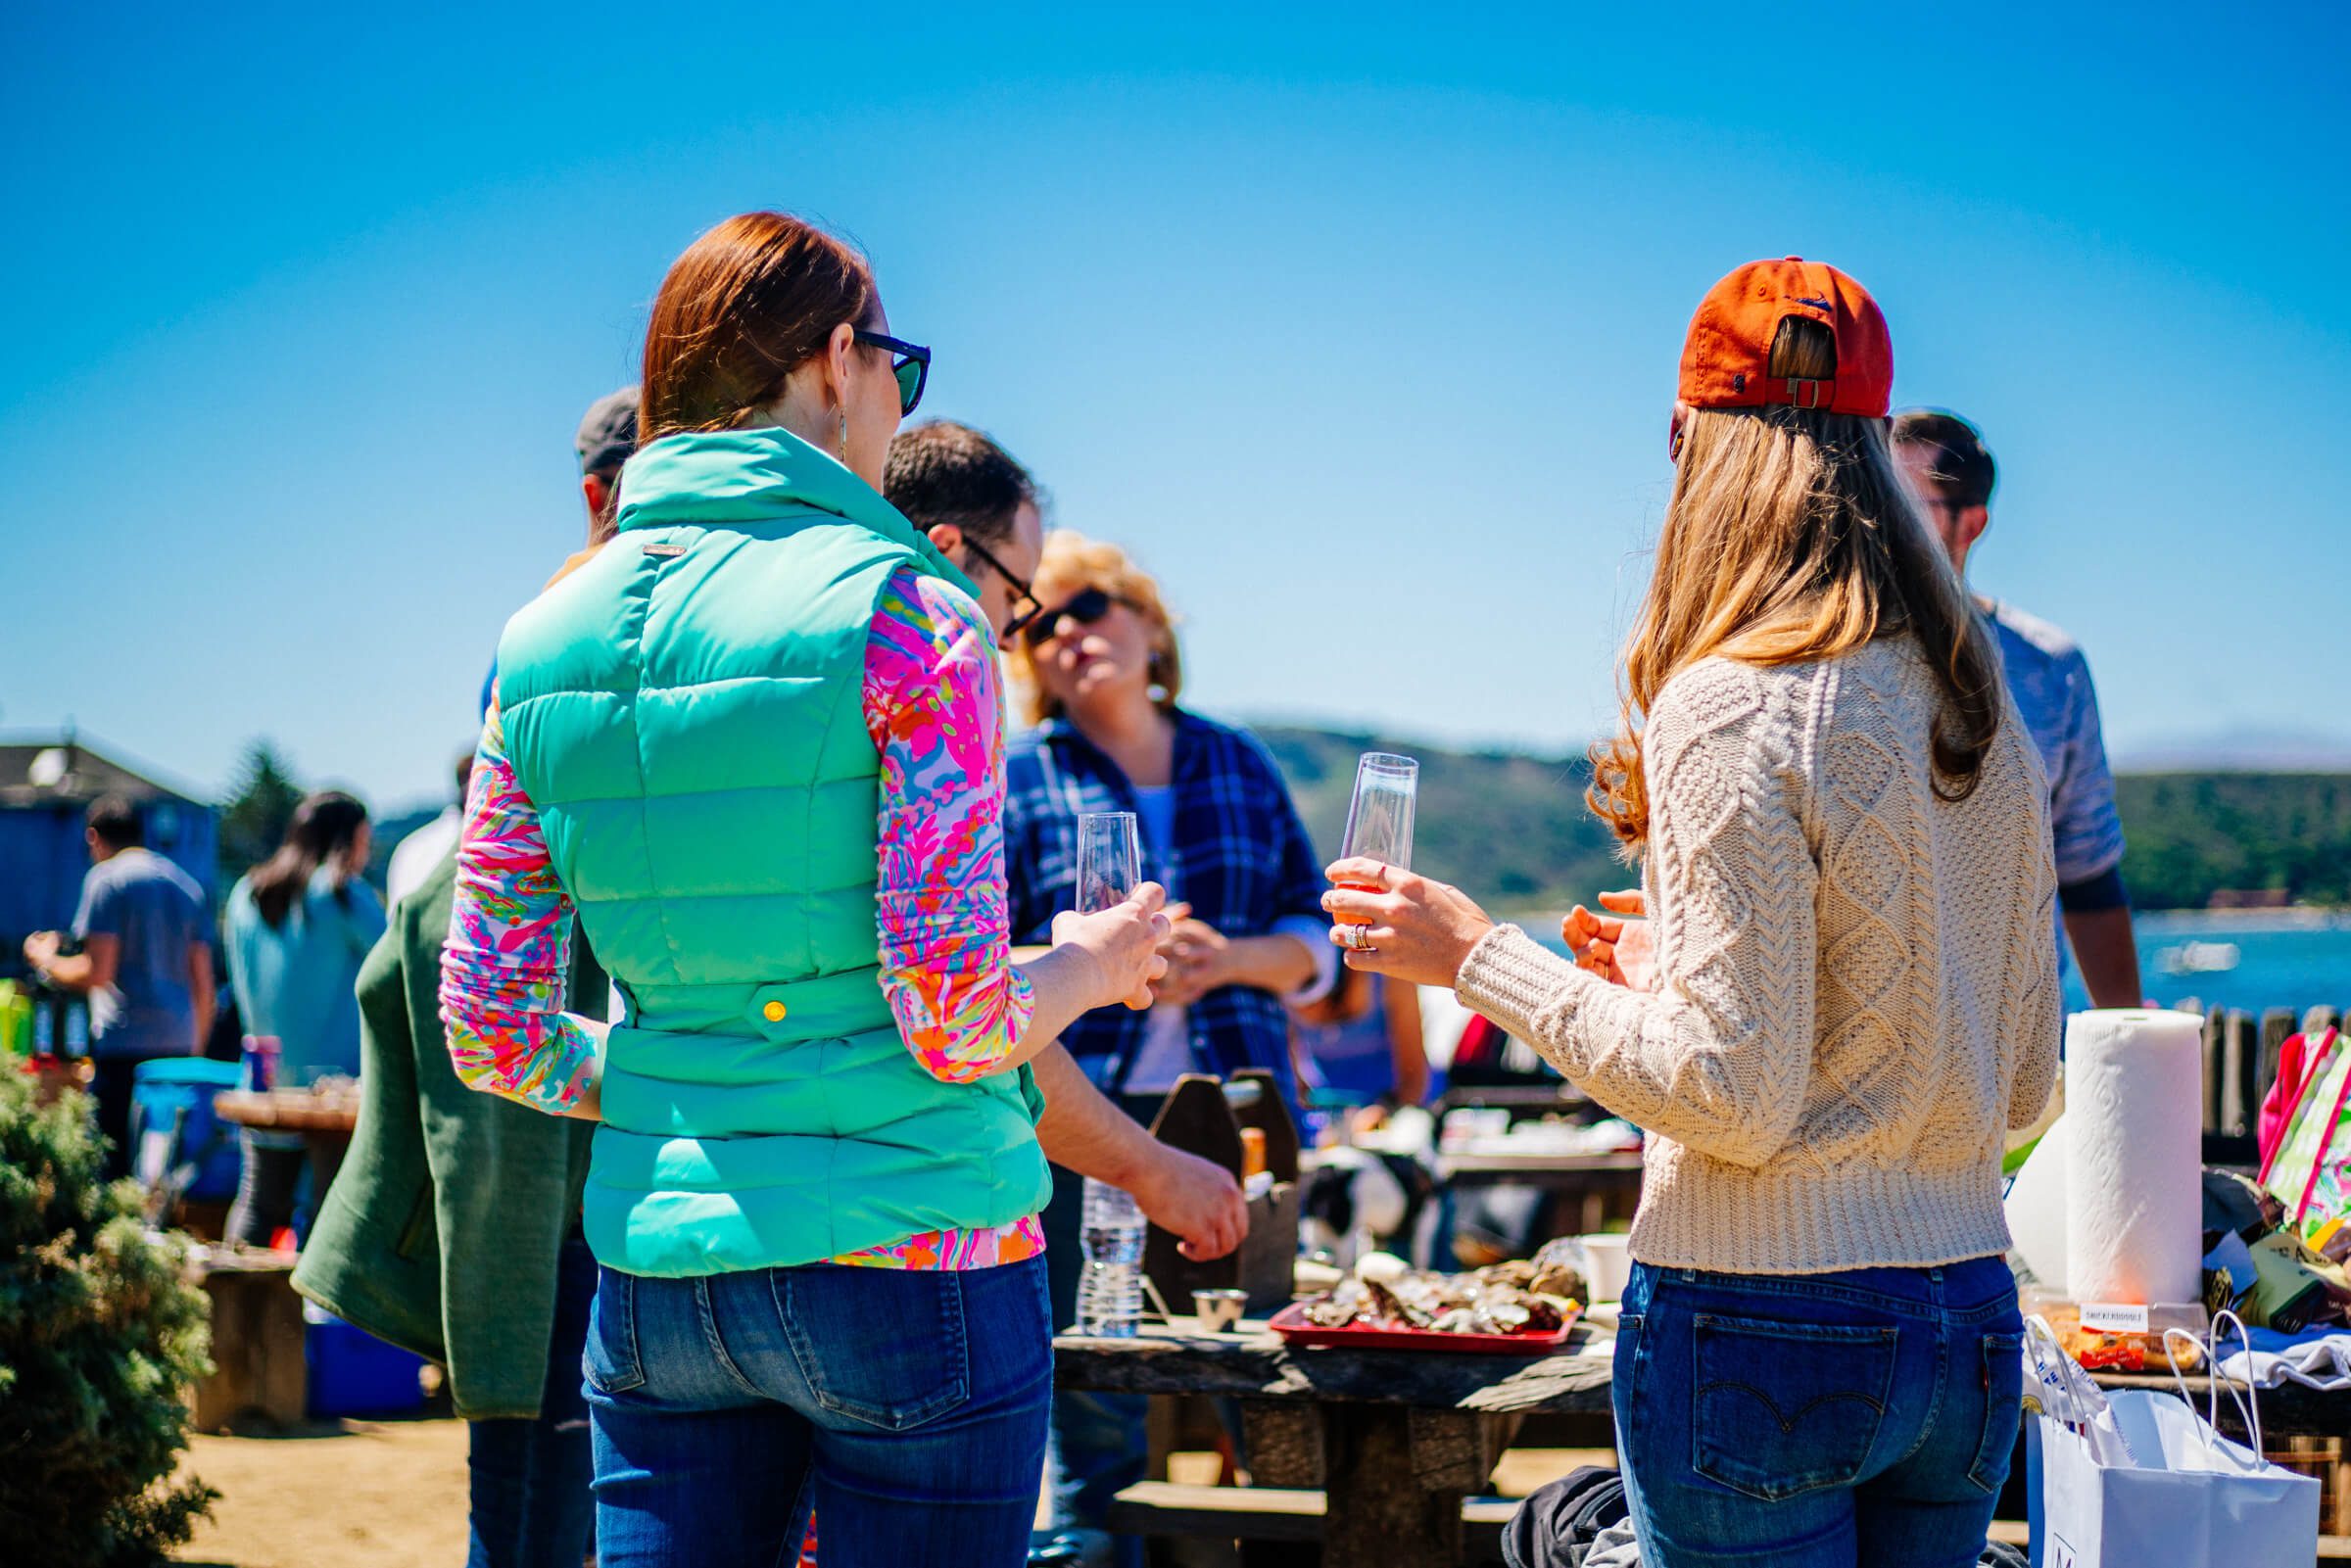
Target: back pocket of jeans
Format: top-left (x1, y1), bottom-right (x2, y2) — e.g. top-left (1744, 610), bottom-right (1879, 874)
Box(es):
top-left (583, 1270), bottom-right (647, 1395)
top-left (1968, 1331), bottom-right (2026, 1494)
top-left (1692, 1312), bottom-right (1897, 1500)
top-left (780, 1267), bottom-right (971, 1431)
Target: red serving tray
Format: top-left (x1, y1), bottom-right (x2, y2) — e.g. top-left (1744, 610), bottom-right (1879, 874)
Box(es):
top-left (1268, 1300), bottom-right (1578, 1355)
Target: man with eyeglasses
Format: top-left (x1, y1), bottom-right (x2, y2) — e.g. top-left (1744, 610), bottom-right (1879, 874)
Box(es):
top-left (885, 419), bottom-right (1250, 1265)
top-left (1894, 408), bottom-right (2142, 1010)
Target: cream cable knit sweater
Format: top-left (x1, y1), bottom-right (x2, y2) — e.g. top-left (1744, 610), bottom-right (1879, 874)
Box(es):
top-left (1455, 639), bottom-right (2061, 1274)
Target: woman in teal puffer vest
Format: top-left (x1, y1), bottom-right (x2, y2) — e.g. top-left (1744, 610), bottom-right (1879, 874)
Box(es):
top-left (439, 211), bottom-right (1171, 1568)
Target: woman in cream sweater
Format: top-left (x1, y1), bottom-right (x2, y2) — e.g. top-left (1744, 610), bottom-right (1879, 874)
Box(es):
top-left (1324, 259), bottom-right (2059, 1568)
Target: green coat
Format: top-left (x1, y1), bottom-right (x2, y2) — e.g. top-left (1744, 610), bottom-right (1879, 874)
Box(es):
top-left (291, 851), bottom-right (598, 1420)
top-left (496, 425), bottom-right (1050, 1277)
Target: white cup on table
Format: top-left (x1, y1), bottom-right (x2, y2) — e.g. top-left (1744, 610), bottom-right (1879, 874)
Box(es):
top-left (1580, 1233), bottom-right (1632, 1306)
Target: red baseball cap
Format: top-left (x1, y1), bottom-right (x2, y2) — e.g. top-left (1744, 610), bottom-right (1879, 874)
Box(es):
top-left (1677, 258), bottom-right (1892, 418)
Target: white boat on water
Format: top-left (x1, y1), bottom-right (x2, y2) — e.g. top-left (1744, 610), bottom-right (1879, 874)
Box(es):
top-left (2155, 940), bottom-right (2242, 977)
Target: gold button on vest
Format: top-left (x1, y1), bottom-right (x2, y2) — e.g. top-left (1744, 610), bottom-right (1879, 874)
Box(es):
top-left (763, 1001), bottom-right (787, 1022)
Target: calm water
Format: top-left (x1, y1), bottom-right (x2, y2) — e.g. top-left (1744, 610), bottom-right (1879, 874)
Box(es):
top-left (2082, 910), bottom-right (2351, 1020)
top-left (1528, 910), bottom-right (2351, 1021)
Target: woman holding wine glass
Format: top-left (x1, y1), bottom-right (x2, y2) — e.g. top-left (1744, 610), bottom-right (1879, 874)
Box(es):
top-left (437, 212), bottom-right (1170, 1568)
top-left (1000, 531), bottom-right (1337, 1546)
top-left (1323, 259), bottom-right (2059, 1568)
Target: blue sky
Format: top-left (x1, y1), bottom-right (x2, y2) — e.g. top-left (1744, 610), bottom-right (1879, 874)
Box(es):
top-left (4, 5), bottom-right (2345, 811)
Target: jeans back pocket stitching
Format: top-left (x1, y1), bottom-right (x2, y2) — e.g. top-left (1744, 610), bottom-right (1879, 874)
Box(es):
top-left (1966, 1330), bottom-right (2027, 1494)
top-left (696, 1275), bottom-right (764, 1398)
top-left (1690, 1318), bottom-right (1898, 1500)
top-left (589, 1271), bottom-right (648, 1395)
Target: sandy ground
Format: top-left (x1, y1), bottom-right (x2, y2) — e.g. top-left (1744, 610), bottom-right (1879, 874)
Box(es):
top-left (171, 1417), bottom-right (473, 1568)
top-left (168, 1415), bottom-right (1596, 1568)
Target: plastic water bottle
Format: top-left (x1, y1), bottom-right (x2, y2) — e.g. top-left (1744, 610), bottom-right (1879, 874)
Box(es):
top-left (1076, 1177), bottom-right (1147, 1337)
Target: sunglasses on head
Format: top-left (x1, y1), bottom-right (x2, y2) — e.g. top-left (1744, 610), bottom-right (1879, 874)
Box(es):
top-left (1020, 586), bottom-right (1124, 648)
top-left (852, 328), bottom-right (931, 416)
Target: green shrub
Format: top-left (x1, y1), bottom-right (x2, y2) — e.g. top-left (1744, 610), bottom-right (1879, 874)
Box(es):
top-left (0, 1060), bottom-right (217, 1565)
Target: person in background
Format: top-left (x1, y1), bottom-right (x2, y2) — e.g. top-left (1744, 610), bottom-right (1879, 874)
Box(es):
top-left (1001, 533), bottom-right (1335, 1551)
top-left (297, 387), bottom-right (640, 1568)
top-left (1894, 409), bottom-right (2141, 1009)
top-left (477, 387), bottom-right (641, 721)
top-left (23, 793), bottom-right (213, 1178)
top-left (296, 847), bottom-right (601, 1568)
top-left (384, 751), bottom-right (473, 913)
top-left (440, 211), bottom-right (1170, 1566)
top-left (1289, 966), bottom-right (1428, 1129)
top-left (884, 420), bottom-right (1249, 1258)
top-left (1334, 260), bottom-right (2056, 1566)
top-left (222, 790), bottom-right (385, 1245)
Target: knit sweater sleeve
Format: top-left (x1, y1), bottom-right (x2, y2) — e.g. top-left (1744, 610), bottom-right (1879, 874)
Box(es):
top-left (1455, 663), bottom-right (1818, 1168)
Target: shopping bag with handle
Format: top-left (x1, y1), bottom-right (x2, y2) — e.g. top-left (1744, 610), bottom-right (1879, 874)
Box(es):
top-left (2026, 1311), bottom-right (2320, 1566)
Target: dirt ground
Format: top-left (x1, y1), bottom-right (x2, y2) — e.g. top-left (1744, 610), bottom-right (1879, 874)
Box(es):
top-left (171, 1417), bottom-right (472, 1568)
top-left (168, 1415), bottom-right (1596, 1567)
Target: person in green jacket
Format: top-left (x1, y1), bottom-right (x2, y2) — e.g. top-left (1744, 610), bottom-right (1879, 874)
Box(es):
top-left (293, 849), bottom-right (600, 1568)
top-left (439, 210), bottom-right (1171, 1567)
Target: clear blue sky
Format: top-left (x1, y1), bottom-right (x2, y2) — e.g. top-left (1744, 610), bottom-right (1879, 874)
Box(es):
top-left (5, 5), bottom-right (2345, 812)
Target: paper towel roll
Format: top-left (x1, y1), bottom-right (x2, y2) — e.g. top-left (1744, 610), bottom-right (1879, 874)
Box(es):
top-left (2003, 1117), bottom-right (2069, 1296)
top-left (2064, 1009), bottom-right (2204, 1305)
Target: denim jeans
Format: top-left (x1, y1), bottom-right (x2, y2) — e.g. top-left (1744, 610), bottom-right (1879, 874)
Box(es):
top-left (584, 1254), bottom-right (1052, 1568)
top-left (466, 1227), bottom-right (597, 1568)
top-left (1612, 1256), bottom-right (2024, 1568)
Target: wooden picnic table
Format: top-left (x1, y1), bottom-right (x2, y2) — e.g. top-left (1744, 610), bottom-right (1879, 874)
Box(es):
top-left (1055, 1319), bottom-right (2351, 1566)
top-left (213, 1088), bottom-right (360, 1197)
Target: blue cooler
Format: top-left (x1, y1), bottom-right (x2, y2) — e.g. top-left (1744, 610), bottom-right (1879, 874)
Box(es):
top-left (304, 1303), bottom-right (428, 1417)
top-left (128, 1058), bottom-right (244, 1202)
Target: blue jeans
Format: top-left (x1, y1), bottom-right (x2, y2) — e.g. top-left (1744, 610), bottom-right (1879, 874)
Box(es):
top-left (467, 1228), bottom-right (597, 1568)
top-left (1612, 1257), bottom-right (2024, 1568)
top-left (584, 1255), bottom-right (1052, 1568)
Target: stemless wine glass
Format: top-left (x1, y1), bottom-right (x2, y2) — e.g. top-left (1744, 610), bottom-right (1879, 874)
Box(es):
top-left (1339, 752), bottom-right (1418, 871)
top-left (1076, 811), bottom-right (1142, 914)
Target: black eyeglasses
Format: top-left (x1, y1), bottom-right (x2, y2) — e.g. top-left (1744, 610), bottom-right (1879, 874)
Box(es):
top-left (853, 329), bottom-right (931, 416)
top-left (1021, 586), bottom-right (1124, 649)
top-left (960, 536), bottom-right (1043, 641)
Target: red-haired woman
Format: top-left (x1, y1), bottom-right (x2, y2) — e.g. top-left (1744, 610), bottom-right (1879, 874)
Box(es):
top-left (438, 212), bottom-right (1170, 1566)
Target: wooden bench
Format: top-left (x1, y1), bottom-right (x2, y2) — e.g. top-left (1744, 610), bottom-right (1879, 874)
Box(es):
top-left (188, 1251), bottom-right (306, 1429)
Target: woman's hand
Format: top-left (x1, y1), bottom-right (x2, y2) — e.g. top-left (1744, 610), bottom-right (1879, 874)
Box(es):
top-left (1562, 890), bottom-right (1655, 990)
top-left (1319, 858), bottom-right (1496, 988)
top-left (1152, 914), bottom-right (1231, 1009)
top-left (1050, 883), bottom-right (1174, 1011)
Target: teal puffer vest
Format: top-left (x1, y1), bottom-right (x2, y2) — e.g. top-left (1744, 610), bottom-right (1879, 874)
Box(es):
top-left (495, 426), bottom-right (1050, 1277)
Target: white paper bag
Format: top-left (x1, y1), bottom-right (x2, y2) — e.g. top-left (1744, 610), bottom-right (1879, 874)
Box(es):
top-left (2028, 1314), bottom-right (2320, 1567)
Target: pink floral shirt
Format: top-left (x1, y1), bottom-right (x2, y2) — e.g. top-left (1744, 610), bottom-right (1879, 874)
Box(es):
top-left (441, 566), bottom-right (1044, 1269)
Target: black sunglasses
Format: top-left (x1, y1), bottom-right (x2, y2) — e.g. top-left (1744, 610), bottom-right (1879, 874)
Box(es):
top-left (1021, 586), bottom-right (1123, 649)
top-left (853, 328), bottom-right (931, 416)
top-left (960, 535), bottom-right (1044, 641)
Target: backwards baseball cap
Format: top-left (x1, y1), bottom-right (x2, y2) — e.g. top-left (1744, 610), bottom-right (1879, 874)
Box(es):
top-left (575, 386), bottom-right (641, 476)
top-left (1677, 258), bottom-right (1892, 418)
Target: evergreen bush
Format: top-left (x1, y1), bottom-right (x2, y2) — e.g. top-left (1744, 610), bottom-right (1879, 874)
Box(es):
top-left (0, 1057), bottom-right (217, 1564)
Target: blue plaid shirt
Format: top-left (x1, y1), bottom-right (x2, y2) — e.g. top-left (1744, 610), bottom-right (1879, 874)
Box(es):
top-left (1003, 710), bottom-right (1328, 1109)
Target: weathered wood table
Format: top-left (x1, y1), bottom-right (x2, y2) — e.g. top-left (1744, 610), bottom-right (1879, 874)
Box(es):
top-left (1056, 1322), bottom-right (1611, 1567)
top-left (1057, 1322), bottom-right (2351, 1565)
top-left (212, 1087), bottom-right (360, 1197)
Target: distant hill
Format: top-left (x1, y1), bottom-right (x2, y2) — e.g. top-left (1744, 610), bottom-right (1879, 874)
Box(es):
top-left (1255, 724), bottom-right (2350, 914)
top-left (1255, 726), bottom-right (1628, 912)
top-left (2114, 772), bottom-right (2351, 911)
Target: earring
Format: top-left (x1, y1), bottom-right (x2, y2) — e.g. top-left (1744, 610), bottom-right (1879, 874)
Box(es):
top-left (837, 406), bottom-right (850, 465)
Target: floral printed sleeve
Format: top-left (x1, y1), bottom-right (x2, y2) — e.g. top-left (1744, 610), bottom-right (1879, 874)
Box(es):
top-left (865, 567), bottom-right (1037, 1082)
top-left (438, 698), bottom-right (603, 1114)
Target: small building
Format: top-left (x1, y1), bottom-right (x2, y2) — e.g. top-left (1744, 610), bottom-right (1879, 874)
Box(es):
top-left (0, 734), bottom-right (218, 966)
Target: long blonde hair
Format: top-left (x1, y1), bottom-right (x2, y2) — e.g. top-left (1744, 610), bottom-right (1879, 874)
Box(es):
top-left (1589, 318), bottom-right (2001, 848)
top-left (1008, 532), bottom-right (1184, 727)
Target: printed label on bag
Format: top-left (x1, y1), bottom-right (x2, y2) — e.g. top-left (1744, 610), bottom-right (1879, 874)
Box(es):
top-left (2080, 1302), bottom-right (2150, 1334)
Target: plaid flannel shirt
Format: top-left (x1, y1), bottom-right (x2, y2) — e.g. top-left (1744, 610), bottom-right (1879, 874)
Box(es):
top-left (1002, 711), bottom-right (1327, 1109)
